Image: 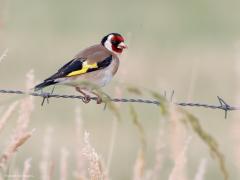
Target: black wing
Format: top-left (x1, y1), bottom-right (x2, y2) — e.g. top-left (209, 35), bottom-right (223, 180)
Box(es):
top-left (34, 56), bottom-right (112, 90)
top-left (44, 58), bottom-right (85, 81)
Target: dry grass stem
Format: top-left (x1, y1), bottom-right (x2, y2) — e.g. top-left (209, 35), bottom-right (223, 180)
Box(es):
top-left (129, 105), bottom-right (146, 149)
top-left (0, 129), bottom-right (34, 169)
top-left (149, 118), bottom-right (167, 180)
top-left (0, 101), bottom-right (19, 134)
top-left (60, 148), bottom-right (69, 180)
top-left (22, 158), bottom-right (32, 180)
top-left (106, 116), bottom-right (118, 173)
top-left (132, 149), bottom-right (145, 180)
top-left (168, 136), bottom-right (192, 180)
top-left (40, 128), bottom-right (53, 180)
top-left (0, 70), bottom-right (35, 170)
top-left (16, 70), bottom-right (35, 136)
top-left (168, 105), bottom-right (188, 180)
top-left (182, 110), bottom-right (228, 180)
top-left (25, 70), bottom-right (35, 90)
top-left (104, 87), bottom-right (121, 174)
top-left (194, 158), bottom-right (208, 180)
top-left (82, 131), bottom-right (108, 180)
top-left (74, 106), bottom-right (87, 179)
top-left (0, 48), bottom-right (8, 63)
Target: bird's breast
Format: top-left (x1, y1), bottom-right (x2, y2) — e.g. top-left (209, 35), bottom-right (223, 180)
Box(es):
top-left (96, 57), bottom-right (119, 87)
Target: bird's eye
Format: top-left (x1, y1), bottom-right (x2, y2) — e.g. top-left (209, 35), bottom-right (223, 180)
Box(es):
top-left (111, 40), bottom-right (118, 45)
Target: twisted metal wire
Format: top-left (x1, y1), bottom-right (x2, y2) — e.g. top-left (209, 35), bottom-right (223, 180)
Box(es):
top-left (0, 89), bottom-right (239, 118)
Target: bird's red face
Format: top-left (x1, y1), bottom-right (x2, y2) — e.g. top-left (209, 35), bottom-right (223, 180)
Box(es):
top-left (110, 35), bottom-right (127, 53)
top-left (101, 33), bottom-right (127, 55)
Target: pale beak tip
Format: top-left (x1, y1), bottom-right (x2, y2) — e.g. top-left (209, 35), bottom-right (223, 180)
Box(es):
top-left (118, 42), bottom-right (128, 49)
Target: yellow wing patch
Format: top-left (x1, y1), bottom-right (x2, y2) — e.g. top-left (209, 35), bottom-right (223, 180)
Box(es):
top-left (66, 62), bottom-right (98, 77)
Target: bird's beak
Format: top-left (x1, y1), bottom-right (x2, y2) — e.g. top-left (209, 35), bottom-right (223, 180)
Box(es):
top-left (118, 42), bottom-right (128, 49)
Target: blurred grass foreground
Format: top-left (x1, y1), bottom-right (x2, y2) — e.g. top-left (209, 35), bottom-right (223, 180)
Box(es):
top-left (0, 70), bottom-right (229, 180)
top-left (1, 0), bottom-right (240, 179)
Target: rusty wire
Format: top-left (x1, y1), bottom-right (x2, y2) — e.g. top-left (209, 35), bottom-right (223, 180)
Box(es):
top-left (0, 89), bottom-right (239, 118)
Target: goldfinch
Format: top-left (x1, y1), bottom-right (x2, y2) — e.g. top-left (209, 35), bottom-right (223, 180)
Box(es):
top-left (34, 33), bottom-right (127, 104)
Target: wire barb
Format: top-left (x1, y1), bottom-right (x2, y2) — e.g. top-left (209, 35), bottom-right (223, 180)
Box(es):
top-left (41, 92), bottom-right (51, 106)
top-left (0, 89), bottom-right (240, 118)
top-left (217, 96), bottom-right (230, 118)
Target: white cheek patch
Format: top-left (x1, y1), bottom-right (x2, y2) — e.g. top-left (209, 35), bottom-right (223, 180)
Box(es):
top-left (104, 43), bottom-right (112, 52)
top-left (104, 35), bottom-right (113, 52)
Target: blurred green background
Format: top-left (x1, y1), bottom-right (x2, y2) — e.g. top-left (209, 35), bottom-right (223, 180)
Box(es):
top-left (1, 0), bottom-right (240, 179)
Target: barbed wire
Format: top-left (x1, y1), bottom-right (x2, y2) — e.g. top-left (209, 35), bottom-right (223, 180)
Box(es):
top-left (0, 89), bottom-right (239, 118)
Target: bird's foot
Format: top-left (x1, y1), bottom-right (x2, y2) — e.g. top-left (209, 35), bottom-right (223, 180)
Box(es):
top-left (96, 96), bottom-right (103, 104)
top-left (82, 95), bottom-right (91, 104)
top-left (94, 93), bottom-right (110, 110)
top-left (91, 92), bottom-right (104, 104)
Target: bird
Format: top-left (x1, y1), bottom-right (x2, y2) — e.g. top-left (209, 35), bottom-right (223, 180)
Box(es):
top-left (34, 33), bottom-right (127, 104)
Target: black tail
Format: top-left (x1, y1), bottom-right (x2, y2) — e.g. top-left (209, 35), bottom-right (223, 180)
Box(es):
top-left (34, 80), bottom-right (57, 91)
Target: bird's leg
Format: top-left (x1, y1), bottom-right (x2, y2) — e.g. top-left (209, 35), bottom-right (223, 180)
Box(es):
top-left (75, 87), bottom-right (91, 103)
top-left (91, 91), bottom-right (103, 104)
